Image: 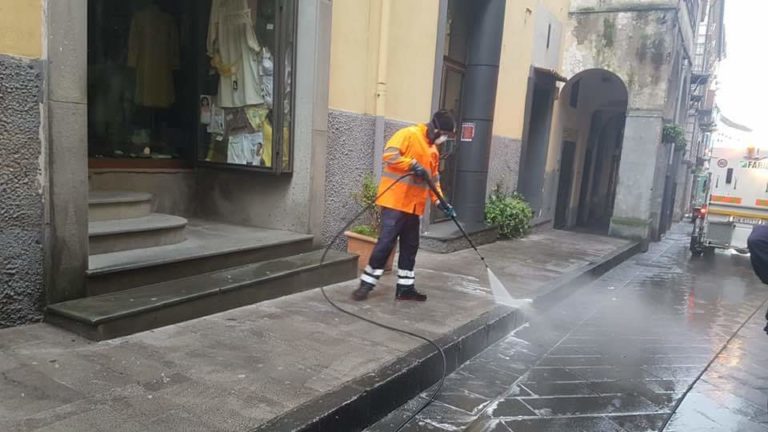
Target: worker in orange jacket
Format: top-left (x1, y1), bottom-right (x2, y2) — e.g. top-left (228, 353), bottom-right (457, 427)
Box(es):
top-left (352, 110), bottom-right (457, 301)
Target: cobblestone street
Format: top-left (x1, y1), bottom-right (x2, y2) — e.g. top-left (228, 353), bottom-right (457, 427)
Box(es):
top-left (370, 226), bottom-right (768, 431)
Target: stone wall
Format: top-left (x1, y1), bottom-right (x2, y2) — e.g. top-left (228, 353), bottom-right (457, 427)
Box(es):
top-left (0, 54), bottom-right (45, 327)
top-left (487, 136), bottom-right (522, 195)
top-left (320, 110), bottom-right (376, 247)
top-left (564, 9), bottom-right (677, 111)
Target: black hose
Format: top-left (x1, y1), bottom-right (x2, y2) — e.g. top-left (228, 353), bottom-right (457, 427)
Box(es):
top-left (318, 173), bottom-right (447, 432)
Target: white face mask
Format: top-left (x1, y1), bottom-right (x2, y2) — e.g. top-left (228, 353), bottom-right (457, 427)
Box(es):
top-left (435, 135), bottom-right (448, 145)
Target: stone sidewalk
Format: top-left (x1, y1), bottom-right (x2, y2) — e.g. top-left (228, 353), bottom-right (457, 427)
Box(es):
top-left (371, 225), bottom-right (768, 432)
top-left (0, 229), bottom-right (635, 432)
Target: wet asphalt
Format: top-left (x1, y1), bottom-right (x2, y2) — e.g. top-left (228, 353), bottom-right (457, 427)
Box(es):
top-left (368, 225), bottom-right (768, 431)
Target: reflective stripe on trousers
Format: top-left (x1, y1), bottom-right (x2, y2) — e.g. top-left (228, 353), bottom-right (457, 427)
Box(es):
top-left (359, 208), bottom-right (420, 287)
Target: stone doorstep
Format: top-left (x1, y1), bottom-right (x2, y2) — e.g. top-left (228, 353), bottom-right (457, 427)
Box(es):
top-left (421, 221), bottom-right (499, 254)
top-left (250, 305), bottom-right (524, 432)
top-left (46, 249), bottom-right (358, 340)
top-left (86, 222), bottom-right (315, 295)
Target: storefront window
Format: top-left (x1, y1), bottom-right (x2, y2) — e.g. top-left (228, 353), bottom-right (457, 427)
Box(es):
top-left (88, 0), bottom-right (196, 165)
top-left (86, 0), bottom-right (296, 173)
top-left (198, 0), bottom-right (296, 173)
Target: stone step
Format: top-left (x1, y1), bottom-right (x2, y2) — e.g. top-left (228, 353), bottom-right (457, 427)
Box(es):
top-left (89, 191), bottom-right (153, 221)
top-left (421, 220), bottom-right (498, 253)
top-left (46, 249), bottom-right (358, 340)
top-left (87, 221), bottom-right (315, 295)
top-left (89, 214), bottom-right (188, 255)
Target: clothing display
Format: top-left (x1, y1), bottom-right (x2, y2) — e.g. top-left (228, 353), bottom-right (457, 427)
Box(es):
top-left (245, 106), bottom-right (272, 167)
top-left (89, 63), bottom-right (135, 149)
top-left (227, 132), bottom-right (264, 165)
top-left (259, 48), bottom-right (274, 108)
top-left (128, 4), bottom-right (180, 108)
top-left (207, 0), bottom-right (265, 108)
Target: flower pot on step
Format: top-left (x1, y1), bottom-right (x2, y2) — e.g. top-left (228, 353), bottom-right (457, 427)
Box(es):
top-left (344, 231), bottom-right (395, 272)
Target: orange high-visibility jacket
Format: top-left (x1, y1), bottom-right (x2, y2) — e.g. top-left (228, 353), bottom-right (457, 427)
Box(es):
top-left (376, 123), bottom-right (444, 216)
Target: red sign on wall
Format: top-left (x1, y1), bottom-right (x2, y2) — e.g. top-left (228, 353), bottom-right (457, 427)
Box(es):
top-left (460, 122), bottom-right (475, 142)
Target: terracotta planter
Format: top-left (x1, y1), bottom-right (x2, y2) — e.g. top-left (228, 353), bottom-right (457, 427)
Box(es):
top-left (345, 231), bottom-right (395, 272)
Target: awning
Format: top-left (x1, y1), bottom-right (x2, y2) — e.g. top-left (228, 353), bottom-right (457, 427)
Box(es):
top-left (534, 67), bottom-right (569, 83)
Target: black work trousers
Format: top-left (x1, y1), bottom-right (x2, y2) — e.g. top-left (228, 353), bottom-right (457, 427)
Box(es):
top-left (360, 208), bottom-right (420, 288)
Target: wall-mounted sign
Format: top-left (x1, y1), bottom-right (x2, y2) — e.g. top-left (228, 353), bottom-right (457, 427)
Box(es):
top-left (460, 122), bottom-right (475, 142)
top-left (717, 158), bottom-right (728, 168)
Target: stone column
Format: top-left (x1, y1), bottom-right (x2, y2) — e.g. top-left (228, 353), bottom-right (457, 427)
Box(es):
top-left (47, 0), bottom-right (89, 303)
top-left (452, 0), bottom-right (506, 225)
top-left (609, 110), bottom-right (664, 246)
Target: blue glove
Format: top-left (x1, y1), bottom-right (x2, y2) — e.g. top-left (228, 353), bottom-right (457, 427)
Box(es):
top-left (410, 160), bottom-right (428, 179)
top-left (437, 201), bottom-right (457, 219)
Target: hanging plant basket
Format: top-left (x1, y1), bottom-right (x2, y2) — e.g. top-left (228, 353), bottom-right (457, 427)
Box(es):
top-left (663, 124), bottom-right (687, 151)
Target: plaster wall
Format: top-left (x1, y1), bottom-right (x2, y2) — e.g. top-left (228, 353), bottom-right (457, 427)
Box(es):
top-left (328, 0), bottom-right (438, 124)
top-left (494, 0), bottom-right (570, 139)
top-left (0, 0), bottom-right (43, 58)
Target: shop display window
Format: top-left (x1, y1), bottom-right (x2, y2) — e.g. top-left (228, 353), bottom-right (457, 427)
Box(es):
top-left (87, 0), bottom-right (296, 174)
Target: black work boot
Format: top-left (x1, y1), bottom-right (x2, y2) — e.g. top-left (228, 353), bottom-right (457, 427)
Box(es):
top-left (352, 282), bottom-right (375, 301)
top-left (395, 285), bottom-right (427, 301)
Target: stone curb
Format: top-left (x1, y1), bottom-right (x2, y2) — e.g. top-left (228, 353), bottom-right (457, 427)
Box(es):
top-left (249, 304), bottom-right (525, 432)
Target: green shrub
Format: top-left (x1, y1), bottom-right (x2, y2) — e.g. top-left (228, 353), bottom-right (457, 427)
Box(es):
top-left (350, 174), bottom-right (381, 238)
top-left (484, 186), bottom-right (534, 239)
top-left (350, 224), bottom-right (377, 238)
top-left (662, 124), bottom-right (687, 151)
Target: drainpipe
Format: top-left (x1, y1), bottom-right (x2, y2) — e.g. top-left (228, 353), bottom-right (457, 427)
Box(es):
top-left (372, 0), bottom-right (391, 182)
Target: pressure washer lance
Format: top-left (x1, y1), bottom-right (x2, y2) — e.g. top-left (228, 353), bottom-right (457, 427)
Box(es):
top-left (318, 172), bottom-right (513, 431)
top-left (423, 177), bottom-right (518, 307)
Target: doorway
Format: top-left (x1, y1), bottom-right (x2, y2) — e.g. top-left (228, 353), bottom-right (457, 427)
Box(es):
top-left (554, 141), bottom-right (576, 229)
top-left (432, 0), bottom-right (470, 223)
top-left (556, 69), bottom-right (628, 233)
top-left (518, 71), bottom-right (556, 219)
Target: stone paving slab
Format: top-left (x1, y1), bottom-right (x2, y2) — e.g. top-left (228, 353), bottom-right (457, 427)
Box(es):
top-left (371, 225), bottom-right (768, 432)
top-left (664, 299), bottom-right (768, 432)
top-left (0, 229), bottom-right (633, 432)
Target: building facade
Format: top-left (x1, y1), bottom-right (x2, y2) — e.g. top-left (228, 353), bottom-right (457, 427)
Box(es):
top-left (325, 0), bottom-right (572, 244)
top-left (1, 0), bottom-right (724, 328)
top-left (1, 0), bottom-right (337, 328)
top-left (544, 0), bottom-right (700, 243)
top-left (676, 0), bottom-right (726, 220)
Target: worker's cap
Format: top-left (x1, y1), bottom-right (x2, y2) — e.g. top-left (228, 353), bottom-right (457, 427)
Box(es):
top-left (431, 110), bottom-right (456, 137)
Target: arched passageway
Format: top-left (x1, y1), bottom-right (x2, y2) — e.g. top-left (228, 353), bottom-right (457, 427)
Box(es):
top-left (554, 69), bottom-right (628, 233)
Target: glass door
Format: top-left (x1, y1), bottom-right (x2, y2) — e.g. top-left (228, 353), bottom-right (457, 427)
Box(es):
top-left (432, 59), bottom-right (465, 222)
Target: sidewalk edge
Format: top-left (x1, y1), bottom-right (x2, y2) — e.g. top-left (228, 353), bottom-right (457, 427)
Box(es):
top-left (533, 241), bottom-right (642, 309)
top-left (249, 305), bottom-right (524, 432)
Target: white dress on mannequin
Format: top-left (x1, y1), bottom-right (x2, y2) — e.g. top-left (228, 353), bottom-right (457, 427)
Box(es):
top-left (207, 0), bottom-right (265, 108)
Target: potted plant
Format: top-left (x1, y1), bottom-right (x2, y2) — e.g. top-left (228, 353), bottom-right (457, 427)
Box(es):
top-left (344, 174), bottom-right (396, 272)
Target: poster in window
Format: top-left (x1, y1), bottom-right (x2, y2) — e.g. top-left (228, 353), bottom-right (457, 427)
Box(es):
top-left (200, 95), bottom-right (213, 125)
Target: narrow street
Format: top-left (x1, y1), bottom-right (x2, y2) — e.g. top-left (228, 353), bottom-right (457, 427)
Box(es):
top-left (370, 225), bottom-right (768, 431)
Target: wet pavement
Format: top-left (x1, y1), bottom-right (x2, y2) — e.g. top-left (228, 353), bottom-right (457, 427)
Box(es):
top-left (369, 225), bottom-right (768, 431)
